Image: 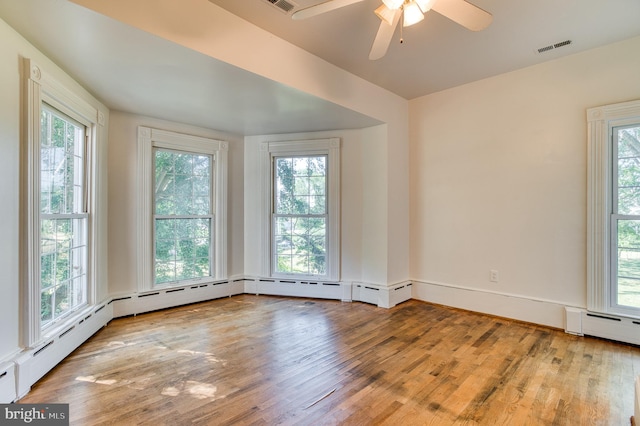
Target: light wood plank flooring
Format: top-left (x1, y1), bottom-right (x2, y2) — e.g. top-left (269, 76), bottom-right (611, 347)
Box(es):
top-left (18, 295), bottom-right (640, 425)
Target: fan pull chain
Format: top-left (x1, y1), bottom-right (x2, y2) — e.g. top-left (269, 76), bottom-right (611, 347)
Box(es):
top-left (400, 13), bottom-right (404, 43)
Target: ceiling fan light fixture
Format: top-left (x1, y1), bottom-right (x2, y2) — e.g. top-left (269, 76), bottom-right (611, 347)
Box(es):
top-left (416, 0), bottom-right (438, 13)
top-left (403, 1), bottom-right (424, 27)
top-left (374, 4), bottom-right (396, 25)
top-left (382, 0), bottom-right (404, 10)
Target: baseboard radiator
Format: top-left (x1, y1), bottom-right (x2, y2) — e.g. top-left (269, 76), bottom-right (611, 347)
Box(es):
top-left (244, 278), bottom-right (351, 303)
top-left (0, 362), bottom-right (16, 403)
top-left (111, 279), bottom-right (245, 318)
top-left (14, 302), bottom-right (113, 399)
top-left (352, 281), bottom-right (412, 308)
top-left (564, 307), bottom-right (640, 346)
top-left (243, 277), bottom-right (412, 309)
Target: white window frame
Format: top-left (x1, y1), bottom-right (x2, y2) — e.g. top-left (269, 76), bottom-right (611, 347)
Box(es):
top-left (260, 138), bottom-right (341, 281)
top-left (39, 104), bottom-right (89, 328)
top-left (22, 58), bottom-right (102, 346)
top-left (137, 127), bottom-right (228, 291)
top-left (587, 99), bottom-right (640, 318)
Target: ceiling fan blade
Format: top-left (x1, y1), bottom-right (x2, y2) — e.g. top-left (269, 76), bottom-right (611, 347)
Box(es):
top-left (292, 0), bottom-right (366, 20)
top-left (431, 0), bottom-right (492, 31)
top-left (369, 9), bottom-right (401, 60)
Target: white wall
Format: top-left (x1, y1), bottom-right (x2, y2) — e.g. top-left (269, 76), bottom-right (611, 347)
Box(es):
top-left (409, 36), bottom-right (640, 327)
top-left (107, 111), bottom-right (244, 296)
top-left (0, 18), bottom-right (109, 362)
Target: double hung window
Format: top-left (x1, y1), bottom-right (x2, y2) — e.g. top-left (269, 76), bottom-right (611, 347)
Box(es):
top-left (261, 139), bottom-right (340, 281)
top-left (23, 58), bottom-right (103, 345)
top-left (40, 105), bottom-right (88, 326)
top-left (138, 127), bottom-right (227, 290)
top-left (588, 100), bottom-right (640, 318)
top-left (611, 124), bottom-right (640, 313)
top-left (273, 155), bottom-right (328, 276)
top-left (154, 149), bottom-right (212, 284)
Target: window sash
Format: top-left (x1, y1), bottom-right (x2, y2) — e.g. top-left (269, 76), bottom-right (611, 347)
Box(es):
top-left (272, 213), bottom-right (328, 277)
top-left (40, 216), bottom-right (88, 327)
top-left (153, 216), bottom-right (214, 285)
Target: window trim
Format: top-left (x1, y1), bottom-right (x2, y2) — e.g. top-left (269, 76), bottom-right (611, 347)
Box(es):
top-left (22, 58), bottom-right (102, 347)
top-left (137, 127), bottom-right (228, 291)
top-left (260, 138), bottom-right (340, 281)
top-left (587, 99), bottom-right (640, 318)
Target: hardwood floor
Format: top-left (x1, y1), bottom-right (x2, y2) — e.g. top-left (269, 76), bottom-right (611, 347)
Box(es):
top-left (18, 295), bottom-right (640, 425)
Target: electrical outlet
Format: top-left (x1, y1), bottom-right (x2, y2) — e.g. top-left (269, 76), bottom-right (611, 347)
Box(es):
top-left (490, 270), bottom-right (499, 283)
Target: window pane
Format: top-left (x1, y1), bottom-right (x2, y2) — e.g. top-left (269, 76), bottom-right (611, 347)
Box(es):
top-left (616, 219), bottom-right (640, 309)
top-left (41, 289), bottom-right (53, 323)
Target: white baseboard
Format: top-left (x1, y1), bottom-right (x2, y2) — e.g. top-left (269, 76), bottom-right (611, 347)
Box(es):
top-left (411, 280), bottom-right (567, 329)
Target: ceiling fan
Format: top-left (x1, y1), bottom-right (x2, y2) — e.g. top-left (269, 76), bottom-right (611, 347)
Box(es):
top-left (292, 0), bottom-right (492, 60)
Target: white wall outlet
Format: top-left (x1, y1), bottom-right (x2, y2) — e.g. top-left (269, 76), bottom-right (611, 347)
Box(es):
top-left (490, 270), bottom-right (499, 283)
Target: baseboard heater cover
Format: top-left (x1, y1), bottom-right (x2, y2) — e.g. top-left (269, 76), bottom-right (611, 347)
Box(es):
top-left (581, 310), bottom-right (640, 346)
top-left (0, 363), bottom-right (16, 403)
top-left (15, 303), bottom-right (113, 398)
top-left (352, 282), bottom-right (412, 308)
top-left (252, 278), bottom-right (346, 301)
top-left (112, 280), bottom-right (245, 318)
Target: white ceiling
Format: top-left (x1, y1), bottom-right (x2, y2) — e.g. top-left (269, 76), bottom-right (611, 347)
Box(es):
top-left (1, 0), bottom-right (639, 136)
top-left (209, 0), bottom-right (640, 99)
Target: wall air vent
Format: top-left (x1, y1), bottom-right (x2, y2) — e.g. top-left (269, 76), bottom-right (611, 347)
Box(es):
top-left (536, 39), bottom-right (572, 54)
top-left (264, 0), bottom-right (298, 14)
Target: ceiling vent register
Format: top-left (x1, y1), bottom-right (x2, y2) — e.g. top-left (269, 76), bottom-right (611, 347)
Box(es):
top-left (265, 0), bottom-right (298, 14)
top-left (536, 39), bottom-right (572, 54)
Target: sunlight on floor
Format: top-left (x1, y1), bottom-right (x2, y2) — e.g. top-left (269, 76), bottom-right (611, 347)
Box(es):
top-left (161, 381), bottom-right (226, 400)
top-left (75, 375), bottom-right (117, 385)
